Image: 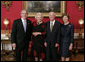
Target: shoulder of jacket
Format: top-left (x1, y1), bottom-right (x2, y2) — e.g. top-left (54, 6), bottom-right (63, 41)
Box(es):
top-left (14, 18), bottom-right (21, 22)
top-left (69, 23), bottom-right (74, 27)
top-left (27, 19), bottom-right (32, 23)
top-left (55, 20), bottom-right (60, 23)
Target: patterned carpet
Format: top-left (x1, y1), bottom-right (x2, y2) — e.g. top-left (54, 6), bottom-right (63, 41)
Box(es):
top-left (1, 53), bottom-right (84, 61)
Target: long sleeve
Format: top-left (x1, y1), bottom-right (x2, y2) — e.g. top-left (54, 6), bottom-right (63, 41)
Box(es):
top-left (41, 23), bottom-right (46, 35)
top-left (44, 23), bottom-right (47, 42)
top-left (11, 20), bottom-right (17, 43)
top-left (56, 23), bottom-right (61, 44)
top-left (70, 25), bottom-right (74, 44)
top-left (27, 20), bottom-right (33, 41)
top-left (30, 21), bottom-right (33, 41)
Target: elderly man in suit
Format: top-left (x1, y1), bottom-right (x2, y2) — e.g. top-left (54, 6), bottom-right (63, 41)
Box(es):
top-left (11, 10), bottom-right (32, 61)
top-left (44, 12), bottom-right (61, 61)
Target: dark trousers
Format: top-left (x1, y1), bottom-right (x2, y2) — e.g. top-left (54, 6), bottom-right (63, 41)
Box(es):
top-left (45, 43), bottom-right (57, 61)
top-left (15, 44), bottom-right (28, 61)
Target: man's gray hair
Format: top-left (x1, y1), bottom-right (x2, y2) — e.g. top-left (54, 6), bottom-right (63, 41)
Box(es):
top-left (20, 9), bottom-right (28, 14)
top-left (49, 11), bottom-right (56, 16)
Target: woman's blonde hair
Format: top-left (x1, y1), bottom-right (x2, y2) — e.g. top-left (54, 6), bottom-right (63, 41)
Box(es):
top-left (35, 12), bottom-right (43, 19)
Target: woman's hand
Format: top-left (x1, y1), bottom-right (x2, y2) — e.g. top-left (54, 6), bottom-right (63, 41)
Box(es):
top-left (32, 32), bottom-right (41, 36)
top-left (12, 43), bottom-right (16, 48)
top-left (55, 43), bottom-right (59, 47)
top-left (44, 42), bottom-right (47, 47)
top-left (32, 32), bottom-right (37, 36)
top-left (69, 43), bottom-right (73, 50)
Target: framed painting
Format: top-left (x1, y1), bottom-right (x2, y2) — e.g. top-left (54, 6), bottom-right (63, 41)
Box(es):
top-left (23, 1), bottom-right (66, 17)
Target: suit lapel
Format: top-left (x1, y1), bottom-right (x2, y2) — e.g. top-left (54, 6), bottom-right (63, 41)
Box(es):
top-left (52, 21), bottom-right (57, 32)
top-left (26, 19), bottom-right (31, 33)
top-left (19, 19), bottom-right (25, 33)
top-left (48, 21), bottom-right (55, 32)
top-left (47, 21), bottom-right (57, 32)
top-left (48, 21), bottom-right (50, 32)
top-left (26, 19), bottom-right (28, 32)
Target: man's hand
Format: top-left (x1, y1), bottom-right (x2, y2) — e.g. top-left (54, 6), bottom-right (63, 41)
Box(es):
top-left (55, 43), bottom-right (59, 47)
top-left (44, 42), bottom-right (47, 47)
top-left (12, 43), bottom-right (16, 48)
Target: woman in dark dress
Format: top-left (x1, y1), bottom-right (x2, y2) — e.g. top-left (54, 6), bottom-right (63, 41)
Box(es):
top-left (32, 13), bottom-right (46, 61)
top-left (60, 14), bottom-right (74, 61)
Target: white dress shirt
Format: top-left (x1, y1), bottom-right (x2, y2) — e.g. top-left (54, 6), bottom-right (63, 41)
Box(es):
top-left (50, 20), bottom-right (55, 31)
top-left (50, 20), bottom-right (55, 26)
top-left (21, 18), bottom-right (27, 32)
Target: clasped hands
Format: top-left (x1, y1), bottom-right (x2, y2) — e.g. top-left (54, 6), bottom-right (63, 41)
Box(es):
top-left (32, 32), bottom-right (41, 36)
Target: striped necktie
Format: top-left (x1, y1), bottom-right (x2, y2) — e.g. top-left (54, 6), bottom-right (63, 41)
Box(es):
top-left (23, 20), bottom-right (27, 32)
top-left (50, 21), bottom-right (53, 32)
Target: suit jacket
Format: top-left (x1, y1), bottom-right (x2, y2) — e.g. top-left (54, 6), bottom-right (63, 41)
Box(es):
top-left (11, 18), bottom-right (32, 49)
top-left (45, 20), bottom-right (61, 47)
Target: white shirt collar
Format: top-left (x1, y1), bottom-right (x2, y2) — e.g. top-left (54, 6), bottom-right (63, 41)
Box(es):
top-left (21, 18), bottom-right (26, 22)
top-left (50, 20), bottom-right (55, 25)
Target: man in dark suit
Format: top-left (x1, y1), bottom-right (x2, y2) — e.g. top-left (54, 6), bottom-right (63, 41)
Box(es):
top-left (11, 10), bottom-right (32, 61)
top-left (44, 12), bottom-right (60, 61)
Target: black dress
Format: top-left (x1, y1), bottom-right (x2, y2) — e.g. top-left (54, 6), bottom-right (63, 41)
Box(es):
top-left (32, 22), bottom-right (46, 59)
top-left (60, 23), bottom-right (74, 57)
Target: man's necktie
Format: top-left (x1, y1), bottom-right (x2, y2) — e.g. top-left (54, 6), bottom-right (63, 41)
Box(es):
top-left (23, 20), bottom-right (27, 32)
top-left (50, 21), bottom-right (53, 32)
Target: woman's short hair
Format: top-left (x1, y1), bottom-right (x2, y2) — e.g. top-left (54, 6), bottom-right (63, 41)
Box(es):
top-left (62, 13), bottom-right (69, 19)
